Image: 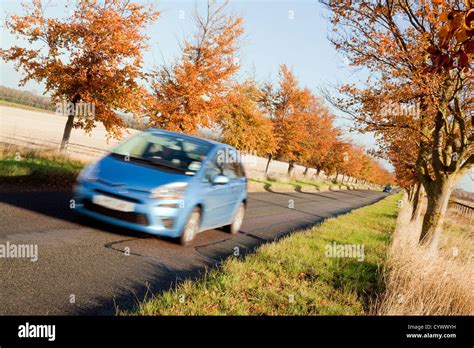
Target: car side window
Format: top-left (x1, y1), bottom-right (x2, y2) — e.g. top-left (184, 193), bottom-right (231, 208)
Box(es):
top-left (203, 151), bottom-right (223, 183)
top-left (203, 147), bottom-right (244, 182)
top-left (232, 161), bottom-right (245, 178)
top-left (223, 162), bottom-right (238, 180)
top-left (223, 148), bottom-right (241, 180)
top-left (239, 162), bottom-right (246, 177)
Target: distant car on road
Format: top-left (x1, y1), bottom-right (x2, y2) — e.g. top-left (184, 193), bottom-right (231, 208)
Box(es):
top-left (74, 129), bottom-right (247, 245)
top-left (383, 185), bottom-right (392, 193)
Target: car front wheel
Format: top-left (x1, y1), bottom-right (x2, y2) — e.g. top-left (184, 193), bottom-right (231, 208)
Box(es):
top-left (179, 207), bottom-right (201, 246)
top-left (227, 202), bottom-right (245, 235)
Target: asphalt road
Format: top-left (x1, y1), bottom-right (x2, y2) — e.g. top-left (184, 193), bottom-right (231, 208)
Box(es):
top-left (0, 186), bottom-right (389, 315)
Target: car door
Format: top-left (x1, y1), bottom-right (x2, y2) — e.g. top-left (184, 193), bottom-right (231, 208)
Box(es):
top-left (222, 148), bottom-right (246, 215)
top-left (200, 148), bottom-right (235, 229)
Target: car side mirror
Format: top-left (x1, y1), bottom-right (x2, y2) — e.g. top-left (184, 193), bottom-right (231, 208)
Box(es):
top-left (212, 175), bottom-right (229, 185)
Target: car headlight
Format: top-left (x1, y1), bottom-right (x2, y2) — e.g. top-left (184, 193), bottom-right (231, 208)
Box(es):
top-left (77, 163), bottom-right (99, 182)
top-left (150, 182), bottom-right (188, 199)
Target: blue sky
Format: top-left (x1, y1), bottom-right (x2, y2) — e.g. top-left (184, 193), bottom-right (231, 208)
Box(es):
top-left (1, 0), bottom-right (472, 191)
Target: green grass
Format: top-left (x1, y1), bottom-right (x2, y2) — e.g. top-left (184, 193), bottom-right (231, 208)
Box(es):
top-left (130, 193), bottom-right (401, 316)
top-left (0, 145), bottom-right (84, 187)
top-left (0, 99), bottom-right (55, 113)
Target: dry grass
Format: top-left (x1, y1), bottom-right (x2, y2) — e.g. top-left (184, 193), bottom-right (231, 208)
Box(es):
top-left (0, 142), bottom-right (85, 163)
top-left (373, 203), bottom-right (474, 315)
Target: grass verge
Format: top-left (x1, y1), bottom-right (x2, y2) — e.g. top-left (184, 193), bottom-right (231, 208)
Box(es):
top-left (129, 193), bottom-right (401, 315)
top-left (0, 144), bottom-right (84, 187)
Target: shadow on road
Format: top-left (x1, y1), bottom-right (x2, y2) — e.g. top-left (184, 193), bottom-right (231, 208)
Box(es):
top-left (0, 188), bottom-right (152, 239)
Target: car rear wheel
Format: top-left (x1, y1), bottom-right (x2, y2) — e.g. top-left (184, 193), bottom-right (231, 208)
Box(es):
top-left (179, 208), bottom-right (201, 246)
top-left (227, 202), bottom-right (245, 235)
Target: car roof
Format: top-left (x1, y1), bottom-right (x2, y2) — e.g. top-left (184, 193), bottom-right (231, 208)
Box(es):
top-left (145, 128), bottom-right (228, 148)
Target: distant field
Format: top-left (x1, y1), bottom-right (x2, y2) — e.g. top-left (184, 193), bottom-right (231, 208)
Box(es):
top-left (0, 99), bottom-right (54, 114)
top-left (0, 103), bottom-right (344, 179)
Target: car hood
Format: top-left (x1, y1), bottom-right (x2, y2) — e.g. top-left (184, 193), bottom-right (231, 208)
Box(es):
top-left (94, 155), bottom-right (193, 192)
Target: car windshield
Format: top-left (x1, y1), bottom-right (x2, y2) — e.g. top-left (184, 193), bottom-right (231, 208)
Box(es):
top-left (111, 131), bottom-right (213, 174)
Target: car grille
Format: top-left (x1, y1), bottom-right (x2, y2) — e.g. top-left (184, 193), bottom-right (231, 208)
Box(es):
top-left (83, 199), bottom-right (148, 226)
top-left (94, 189), bottom-right (142, 203)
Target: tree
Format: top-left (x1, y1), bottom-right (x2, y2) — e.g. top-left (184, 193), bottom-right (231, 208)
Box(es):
top-left (380, 130), bottom-right (425, 222)
top-left (1, 0), bottom-right (159, 149)
top-left (341, 145), bottom-right (364, 182)
top-left (147, 0), bottom-right (243, 133)
top-left (320, 138), bottom-right (351, 180)
top-left (218, 81), bottom-right (277, 157)
top-left (322, 0), bottom-right (473, 250)
top-left (261, 64), bottom-right (313, 176)
top-left (301, 98), bottom-right (338, 177)
top-left (358, 154), bottom-right (393, 186)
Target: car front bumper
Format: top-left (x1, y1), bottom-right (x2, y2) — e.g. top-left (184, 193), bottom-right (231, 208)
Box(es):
top-left (73, 181), bottom-right (186, 238)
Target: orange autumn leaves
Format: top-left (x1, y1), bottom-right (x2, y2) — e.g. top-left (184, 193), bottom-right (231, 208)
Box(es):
top-left (242, 64), bottom-right (390, 184)
top-left (1, 0), bottom-right (159, 140)
top-left (325, 0), bottom-right (473, 189)
top-left (323, 0), bottom-right (473, 245)
top-left (2, 0), bottom-right (391, 184)
top-left (147, 1), bottom-right (243, 134)
top-left (218, 82), bottom-right (277, 156)
top-left (144, 1), bottom-right (390, 183)
top-left (427, 1), bottom-right (473, 72)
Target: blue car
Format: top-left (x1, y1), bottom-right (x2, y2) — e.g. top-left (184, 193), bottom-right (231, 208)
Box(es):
top-left (74, 129), bottom-right (247, 245)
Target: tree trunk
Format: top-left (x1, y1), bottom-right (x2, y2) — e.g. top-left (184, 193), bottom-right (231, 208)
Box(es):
top-left (265, 154), bottom-right (272, 175)
top-left (60, 115), bottom-right (75, 151)
top-left (410, 183), bottom-right (424, 223)
top-left (60, 95), bottom-right (80, 151)
top-left (316, 168), bottom-right (321, 177)
top-left (303, 167), bottom-right (309, 176)
top-left (287, 160), bottom-right (295, 177)
top-left (419, 178), bottom-right (454, 250)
